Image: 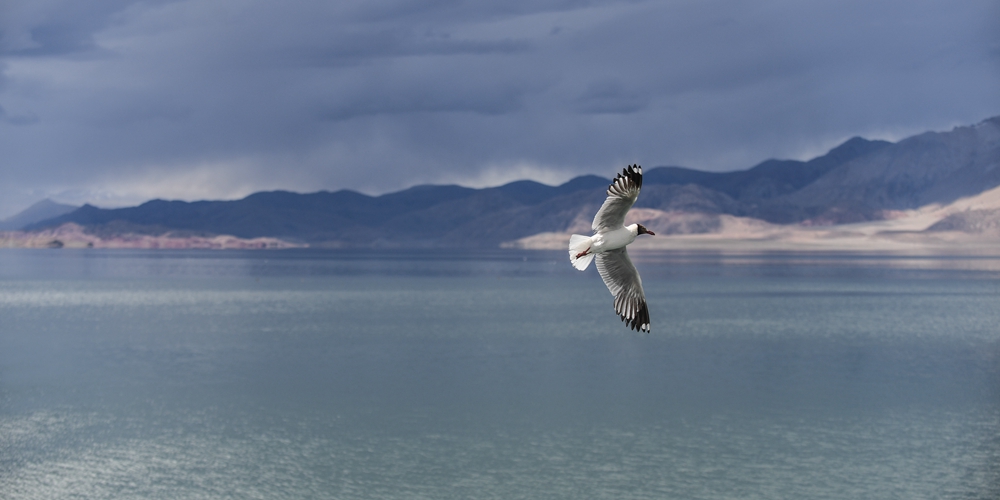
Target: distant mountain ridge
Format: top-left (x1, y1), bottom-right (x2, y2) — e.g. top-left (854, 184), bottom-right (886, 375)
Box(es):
top-left (26, 176), bottom-right (613, 247)
top-left (0, 199), bottom-right (78, 231)
top-left (781, 116), bottom-right (1000, 223)
top-left (21, 115), bottom-right (1000, 248)
top-left (641, 136), bottom-right (892, 201)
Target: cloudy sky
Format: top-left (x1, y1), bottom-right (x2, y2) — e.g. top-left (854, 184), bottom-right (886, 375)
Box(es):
top-left (1, 0), bottom-right (998, 218)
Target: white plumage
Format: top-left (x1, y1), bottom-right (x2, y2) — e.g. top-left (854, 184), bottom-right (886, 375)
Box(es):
top-left (568, 164), bottom-right (654, 332)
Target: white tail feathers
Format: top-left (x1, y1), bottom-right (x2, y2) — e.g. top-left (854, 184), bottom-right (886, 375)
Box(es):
top-left (568, 234), bottom-right (595, 271)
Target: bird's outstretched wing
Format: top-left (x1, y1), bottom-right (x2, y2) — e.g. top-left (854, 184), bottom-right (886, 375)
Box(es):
top-left (595, 248), bottom-right (650, 332)
top-left (592, 164), bottom-right (643, 233)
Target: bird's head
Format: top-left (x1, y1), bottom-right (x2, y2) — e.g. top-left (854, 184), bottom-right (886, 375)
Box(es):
top-left (637, 224), bottom-right (655, 236)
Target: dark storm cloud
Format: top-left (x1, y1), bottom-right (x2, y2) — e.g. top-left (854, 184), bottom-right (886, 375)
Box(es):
top-left (0, 0), bottom-right (998, 217)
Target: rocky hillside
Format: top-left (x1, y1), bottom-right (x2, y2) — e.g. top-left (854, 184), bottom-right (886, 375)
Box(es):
top-left (776, 116), bottom-right (1000, 224)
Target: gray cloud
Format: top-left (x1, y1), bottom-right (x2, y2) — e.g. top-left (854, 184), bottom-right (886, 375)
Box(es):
top-left (575, 80), bottom-right (650, 114)
top-left (0, 0), bottom-right (998, 217)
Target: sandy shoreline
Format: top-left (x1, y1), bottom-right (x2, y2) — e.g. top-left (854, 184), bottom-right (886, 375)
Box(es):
top-left (0, 223), bottom-right (302, 250)
top-left (504, 185), bottom-right (1000, 254)
top-left (502, 230), bottom-right (1000, 254)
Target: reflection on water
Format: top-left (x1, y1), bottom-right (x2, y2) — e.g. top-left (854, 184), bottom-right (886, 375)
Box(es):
top-left (631, 249), bottom-right (1000, 274)
top-left (1, 249), bottom-right (998, 499)
top-left (4, 248), bottom-right (1000, 279)
top-left (4, 409), bottom-right (997, 499)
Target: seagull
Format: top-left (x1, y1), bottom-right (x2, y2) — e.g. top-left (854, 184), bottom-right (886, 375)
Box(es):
top-left (569, 164), bottom-right (655, 332)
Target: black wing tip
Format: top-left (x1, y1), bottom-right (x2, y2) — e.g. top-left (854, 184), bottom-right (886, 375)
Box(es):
top-left (625, 164), bottom-right (642, 188)
top-left (615, 298), bottom-right (651, 333)
top-left (606, 164), bottom-right (643, 196)
top-left (620, 315), bottom-right (651, 333)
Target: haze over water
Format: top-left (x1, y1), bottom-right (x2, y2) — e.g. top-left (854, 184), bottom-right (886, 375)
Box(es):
top-left (1, 249), bottom-right (998, 499)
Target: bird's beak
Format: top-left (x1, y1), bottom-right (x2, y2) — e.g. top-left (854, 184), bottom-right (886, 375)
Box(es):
top-left (646, 229), bottom-right (655, 236)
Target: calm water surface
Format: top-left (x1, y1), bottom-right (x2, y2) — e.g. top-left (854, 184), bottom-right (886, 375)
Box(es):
top-left (1, 249), bottom-right (999, 499)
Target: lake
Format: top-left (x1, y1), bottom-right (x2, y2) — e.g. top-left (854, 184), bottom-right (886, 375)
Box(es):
top-left (1, 249), bottom-right (999, 499)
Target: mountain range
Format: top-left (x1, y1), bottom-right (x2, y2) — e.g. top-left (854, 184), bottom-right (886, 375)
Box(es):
top-left (0, 199), bottom-right (77, 231)
top-left (8, 115), bottom-right (1000, 249)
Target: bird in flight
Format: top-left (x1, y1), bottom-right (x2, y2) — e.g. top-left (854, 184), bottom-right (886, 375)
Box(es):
top-left (569, 164), bottom-right (655, 332)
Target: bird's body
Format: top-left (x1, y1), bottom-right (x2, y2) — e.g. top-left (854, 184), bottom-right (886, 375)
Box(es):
top-left (569, 164), bottom-right (654, 332)
top-left (577, 224), bottom-right (640, 256)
